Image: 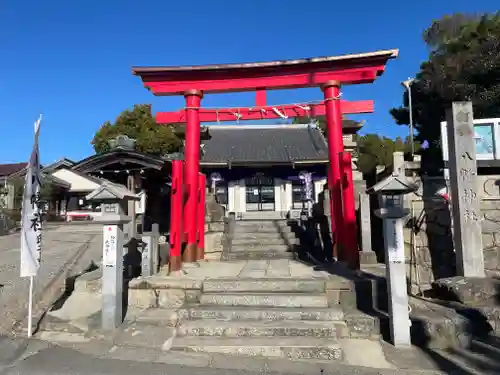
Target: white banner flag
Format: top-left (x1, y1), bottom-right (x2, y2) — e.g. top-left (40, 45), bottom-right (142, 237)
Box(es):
top-left (20, 115), bottom-right (43, 277)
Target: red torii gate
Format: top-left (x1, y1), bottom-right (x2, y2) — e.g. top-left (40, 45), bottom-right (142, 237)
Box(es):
top-left (133, 49), bottom-right (398, 270)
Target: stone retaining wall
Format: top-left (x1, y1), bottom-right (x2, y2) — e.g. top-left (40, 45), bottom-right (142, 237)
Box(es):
top-left (400, 174), bottom-right (500, 292)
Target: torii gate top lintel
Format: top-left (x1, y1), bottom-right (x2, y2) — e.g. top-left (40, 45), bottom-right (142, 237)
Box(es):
top-left (132, 49), bottom-right (399, 96)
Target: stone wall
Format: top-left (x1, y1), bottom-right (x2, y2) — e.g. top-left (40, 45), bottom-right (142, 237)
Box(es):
top-left (401, 172), bottom-right (500, 293)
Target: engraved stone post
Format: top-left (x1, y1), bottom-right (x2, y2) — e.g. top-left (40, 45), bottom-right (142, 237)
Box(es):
top-left (141, 233), bottom-right (153, 277)
top-left (101, 222), bottom-right (125, 329)
top-left (446, 102), bottom-right (485, 277)
top-left (152, 223), bottom-right (160, 272)
top-left (86, 182), bottom-right (138, 330)
top-left (359, 191), bottom-right (372, 252)
top-left (141, 223), bottom-right (159, 276)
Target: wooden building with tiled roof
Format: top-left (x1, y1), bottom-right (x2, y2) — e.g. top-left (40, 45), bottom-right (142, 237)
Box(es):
top-left (199, 123), bottom-right (360, 214)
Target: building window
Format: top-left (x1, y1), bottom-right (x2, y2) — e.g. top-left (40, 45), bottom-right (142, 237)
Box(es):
top-left (244, 173), bottom-right (275, 211)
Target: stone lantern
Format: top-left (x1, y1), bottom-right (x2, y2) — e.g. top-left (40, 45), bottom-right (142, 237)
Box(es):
top-left (367, 172), bottom-right (417, 348)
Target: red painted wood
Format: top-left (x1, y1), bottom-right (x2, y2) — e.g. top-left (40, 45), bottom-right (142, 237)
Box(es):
top-left (156, 100), bottom-right (373, 124)
top-left (197, 173), bottom-right (206, 260)
top-left (340, 152), bottom-right (360, 269)
top-left (255, 89), bottom-right (266, 107)
top-left (144, 66), bottom-right (384, 95)
top-left (323, 82), bottom-right (344, 261)
top-left (169, 160), bottom-right (183, 263)
top-left (183, 91), bottom-right (202, 260)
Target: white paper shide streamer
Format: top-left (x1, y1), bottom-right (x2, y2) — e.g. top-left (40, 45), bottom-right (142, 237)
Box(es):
top-left (20, 115), bottom-right (43, 277)
top-left (298, 171), bottom-right (313, 202)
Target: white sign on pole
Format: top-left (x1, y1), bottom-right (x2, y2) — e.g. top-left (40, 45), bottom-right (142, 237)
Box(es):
top-left (386, 219), bottom-right (405, 264)
top-left (103, 225), bottom-right (118, 267)
top-left (20, 115), bottom-right (43, 277)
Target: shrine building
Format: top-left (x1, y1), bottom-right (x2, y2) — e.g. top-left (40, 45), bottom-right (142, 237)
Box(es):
top-left (200, 123), bottom-right (362, 216)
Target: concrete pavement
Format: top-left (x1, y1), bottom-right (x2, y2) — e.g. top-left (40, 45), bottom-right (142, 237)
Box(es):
top-left (0, 337), bottom-right (449, 375)
top-left (0, 224), bottom-right (102, 334)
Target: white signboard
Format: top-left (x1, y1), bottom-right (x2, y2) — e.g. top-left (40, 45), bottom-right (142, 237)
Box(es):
top-left (441, 118), bottom-right (500, 161)
top-left (103, 225), bottom-right (118, 267)
top-left (386, 219), bottom-right (405, 264)
top-left (20, 116), bottom-right (43, 277)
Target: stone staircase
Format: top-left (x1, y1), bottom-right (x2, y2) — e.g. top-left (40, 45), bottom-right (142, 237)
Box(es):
top-left (171, 277), bottom-right (374, 361)
top-left (223, 219), bottom-right (298, 261)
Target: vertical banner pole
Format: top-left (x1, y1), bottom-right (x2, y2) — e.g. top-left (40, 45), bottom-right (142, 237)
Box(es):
top-left (20, 114), bottom-right (43, 336)
top-left (27, 276), bottom-right (34, 337)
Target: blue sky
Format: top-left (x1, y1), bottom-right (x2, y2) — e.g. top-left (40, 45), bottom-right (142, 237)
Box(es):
top-left (1, 0), bottom-right (497, 164)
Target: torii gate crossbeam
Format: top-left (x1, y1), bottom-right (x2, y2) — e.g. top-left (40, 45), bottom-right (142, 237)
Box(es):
top-left (156, 100), bottom-right (374, 124)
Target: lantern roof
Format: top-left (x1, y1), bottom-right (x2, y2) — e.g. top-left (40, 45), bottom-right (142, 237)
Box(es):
top-left (86, 181), bottom-right (139, 202)
top-left (366, 172), bottom-right (418, 196)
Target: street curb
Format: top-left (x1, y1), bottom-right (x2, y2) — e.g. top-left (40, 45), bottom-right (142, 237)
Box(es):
top-left (0, 235), bottom-right (97, 336)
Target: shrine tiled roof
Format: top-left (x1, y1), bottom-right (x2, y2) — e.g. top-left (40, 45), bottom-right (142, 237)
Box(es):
top-left (201, 124), bottom-right (329, 166)
top-left (0, 162), bottom-right (28, 177)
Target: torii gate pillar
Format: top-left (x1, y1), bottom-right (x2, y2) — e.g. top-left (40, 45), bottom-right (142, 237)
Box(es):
top-left (322, 80), bottom-right (346, 262)
top-left (183, 89), bottom-right (203, 263)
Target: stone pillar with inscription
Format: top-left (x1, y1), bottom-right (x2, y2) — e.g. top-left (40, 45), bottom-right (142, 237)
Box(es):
top-left (446, 102), bottom-right (485, 277)
top-left (141, 224), bottom-right (159, 277)
top-left (86, 182), bottom-right (138, 330)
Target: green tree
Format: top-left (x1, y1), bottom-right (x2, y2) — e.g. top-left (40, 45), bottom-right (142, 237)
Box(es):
top-left (355, 135), bottom-right (416, 174)
top-left (92, 104), bottom-right (182, 155)
top-left (390, 12), bottom-right (500, 172)
top-left (12, 177), bottom-right (55, 209)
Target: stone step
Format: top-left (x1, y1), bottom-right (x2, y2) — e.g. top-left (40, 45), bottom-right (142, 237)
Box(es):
top-left (179, 305), bottom-right (344, 322)
top-left (231, 244), bottom-right (292, 252)
top-left (236, 220), bottom-right (288, 227)
top-left (232, 237), bottom-right (296, 246)
top-left (171, 336), bottom-right (343, 360)
top-left (203, 278), bottom-right (325, 293)
top-left (234, 231), bottom-right (296, 240)
top-left (234, 224), bottom-right (292, 233)
top-left (199, 293), bottom-right (329, 308)
top-left (223, 251), bottom-right (295, 261)
top-left (176, 320), bottom-right (339, 338)
top-left (233, 229), bottom-right (294, 236)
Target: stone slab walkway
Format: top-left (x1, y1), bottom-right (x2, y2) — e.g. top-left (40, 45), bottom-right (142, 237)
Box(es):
top-left (0, 225), bottom-right (102, 334)
top-left (31, 320), bottom-right (450, 375)
top-left (0, 335), bottom-right (451, 375)
top-left (159, 259), bottom-right (331, 280)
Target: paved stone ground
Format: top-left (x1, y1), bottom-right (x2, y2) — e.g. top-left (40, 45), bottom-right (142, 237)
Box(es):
top-left (0, 225), bottom-right (102, 334)
top-left (22, 258), bottom-right (487, 374)
top-left (0, 336), bottom-right (452, 375)
top-left (8, 252), bottom-right (498, 374)
top-left (158, 259), bottom-right (332, 279)
top-left (31, 312), bottom-right (500, 374)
